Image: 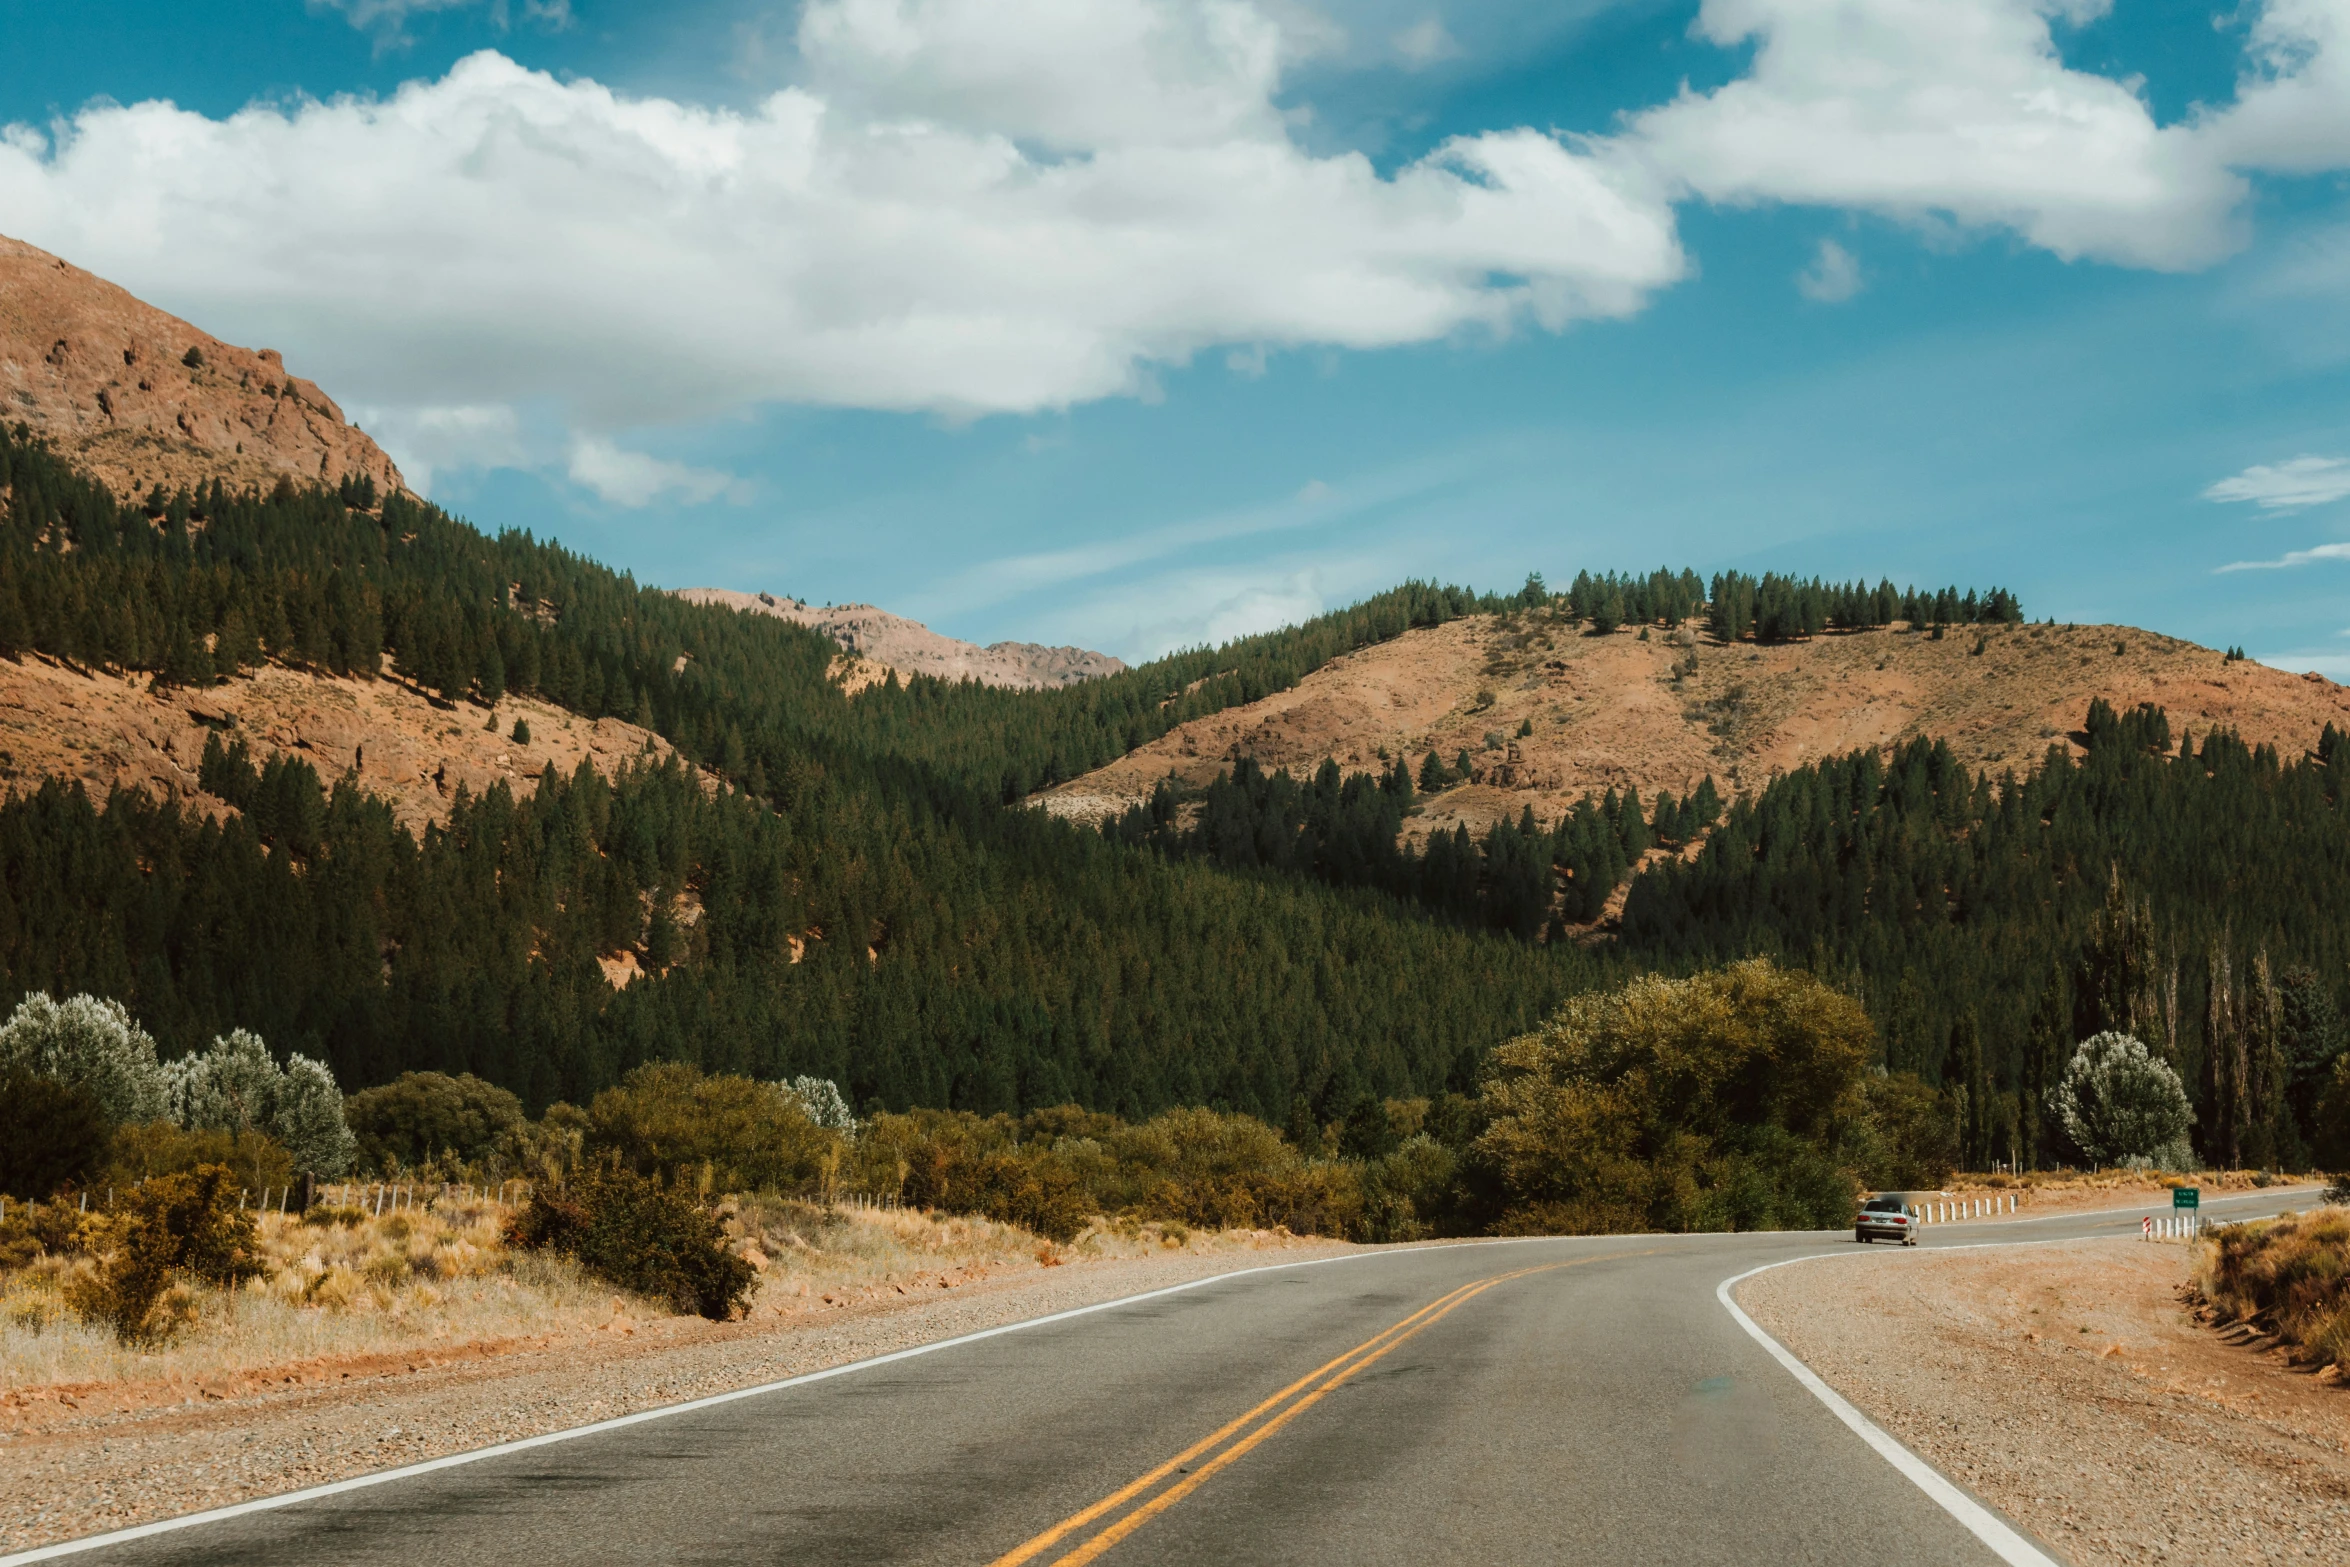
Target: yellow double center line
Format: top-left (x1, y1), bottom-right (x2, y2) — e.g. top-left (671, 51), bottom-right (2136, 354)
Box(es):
top-left (987, 1254), bottom-right (1631, 1567)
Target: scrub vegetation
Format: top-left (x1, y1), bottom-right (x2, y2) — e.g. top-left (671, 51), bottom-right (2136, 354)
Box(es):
top-left (2194, 1208), bottom-right (2350, 1371)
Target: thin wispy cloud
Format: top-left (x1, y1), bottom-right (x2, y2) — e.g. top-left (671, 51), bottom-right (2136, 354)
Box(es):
top-left (2216, 541), bottom-right (2350, 572)
top-left (910, 437), bottom-right (1521, 622)
top-left (1796, 238), bottom-right (1862, 303)
top-left (2203, 454), bottom-right (2350, 510)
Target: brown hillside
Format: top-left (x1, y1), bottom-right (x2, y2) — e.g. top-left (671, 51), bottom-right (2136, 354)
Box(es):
top-left (678, 588), bottom-right (1126, 690)
top-left (1035, 614), bottom-right (2350, 837)
top-left (0, 232), bottom-right (405, 500)
top-left (0, 654), bottom-right (695, 837)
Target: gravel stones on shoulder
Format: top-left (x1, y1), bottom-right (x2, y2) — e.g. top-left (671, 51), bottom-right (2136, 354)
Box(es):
top-left (1738, 1237), bottom-right (2350, 1567)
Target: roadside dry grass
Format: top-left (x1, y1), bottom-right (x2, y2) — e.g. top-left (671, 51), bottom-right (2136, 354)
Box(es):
top-left (0, 1194), bottom-right (1289, 1399)
top-left (0, 1210), bottom-right (1348, 1555)
top-left (2195, 1207), bottom-right (2350, 1372)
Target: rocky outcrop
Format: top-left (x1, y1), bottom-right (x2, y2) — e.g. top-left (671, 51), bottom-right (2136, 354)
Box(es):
top-left (0, 232), bottom-right (405, 501)
top-left (677, 588), bottom-right (1127, 690)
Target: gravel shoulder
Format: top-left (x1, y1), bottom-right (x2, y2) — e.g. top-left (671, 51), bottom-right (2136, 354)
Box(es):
top-left (0, 1234), bottom-right (1356, 1555)
top-left (1738, 1234), bottom-right (2350, 1566)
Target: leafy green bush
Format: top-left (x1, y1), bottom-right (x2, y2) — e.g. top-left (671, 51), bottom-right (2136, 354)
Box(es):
top-left (585, 1063), bottom-right (839, 1196)
top-left (166, 1028), bottom-right (356, 1175)
top-left (1476, 959), bottom-right (1871, 1234)
top-left (507, 1157), bottom-right (755, 1320)
top-left (0, 992), bottom-right (171, 1124)
top-left (2055, 1032), bottom-right (2193, 1168)
top-left (1851, 1072), bottom-right (1959, 1192)
top-left (68, 1164), bottom-right (265, 1343)
top-left (0, 1067), bottom-right (110, 1199)
top-left (860, 1104), bottom-right (1370, 1240)
top-left (345, 1070), bottom-right (527, 1174)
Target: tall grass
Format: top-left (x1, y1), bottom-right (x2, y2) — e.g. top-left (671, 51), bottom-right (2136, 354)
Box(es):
top-left (2195, 1207), bottom-right (2350, 1368)
top-left (0, 1192), bottom-right (1301, 1392)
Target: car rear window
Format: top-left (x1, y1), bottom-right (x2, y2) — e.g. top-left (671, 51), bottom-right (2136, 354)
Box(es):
top-left (1863, 1197), bottom-right (1905, 1212)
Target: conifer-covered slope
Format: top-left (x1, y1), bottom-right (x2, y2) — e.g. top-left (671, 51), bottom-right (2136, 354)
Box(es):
top-left (0, 418), bottom-right (1585, 1116)
top-left (0, 232), bottom-right (405, 501)
top-left (1038, 594), bottom-right (2350, 836)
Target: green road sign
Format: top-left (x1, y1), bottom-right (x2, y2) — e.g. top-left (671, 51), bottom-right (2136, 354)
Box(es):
top-left (2173, 1187), bottom-right (2200, 1210)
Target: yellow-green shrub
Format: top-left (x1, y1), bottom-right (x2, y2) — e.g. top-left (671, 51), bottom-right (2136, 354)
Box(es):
top-left (585, 1063), bottom-right (840, 1196)
top-left (1476, 959), bottom-right (1872, 1234)
top-left (2197, 1208), bottom-right (2350, 1368)
top-left (67, 1164), bottom-right (265, 1343)
top-left (106, 1120), bottom-right (293, 1193)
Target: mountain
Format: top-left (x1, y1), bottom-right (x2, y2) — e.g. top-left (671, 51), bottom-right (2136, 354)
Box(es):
top-left (1037, 609), bottom-right (2350, 834)
top-left (0, 233), bottom-right (404, 501)
top-left (1, 237), bottom-right (2345, 1165)
top-left (677, 588), bottom-right (1126, 690)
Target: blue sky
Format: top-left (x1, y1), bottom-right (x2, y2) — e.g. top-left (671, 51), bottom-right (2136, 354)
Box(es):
top-left (3, 1), bottom-right (2349, 671)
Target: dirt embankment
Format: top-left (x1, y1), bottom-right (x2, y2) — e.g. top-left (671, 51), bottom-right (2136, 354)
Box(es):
top-left (0, 653), bottom-right (700, 836)
top-left (0, 232), bottom-right (405, 501)
top-left (1036, 615), bottom-right (2350, 837)
top-left (1739, 1233), bottom-right (2350, 1566)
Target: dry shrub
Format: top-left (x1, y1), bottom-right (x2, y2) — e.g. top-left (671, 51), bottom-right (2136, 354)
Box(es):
top-left (106, 1120), bottom-right (292, 1193)
top-left (0, 1199), bottom-right (91, 1269)
top-left (67, 1164), bottom-right (264, 1343)
top-left (2196, 1208), bottom-right (2350, 1368)
top-left (585, 1063), bottom-right (839, 1197)
top-left (508, 1157), bottom-right (754, 1320)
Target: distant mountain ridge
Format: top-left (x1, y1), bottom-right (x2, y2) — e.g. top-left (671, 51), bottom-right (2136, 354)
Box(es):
top-left (0, 232), bottom-right (405, 501)
top-left (677, 587), bottom-right (1127, 690)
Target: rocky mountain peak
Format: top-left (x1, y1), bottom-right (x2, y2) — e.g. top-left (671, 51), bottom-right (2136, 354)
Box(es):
top-left (0, 232), bottom-right (405, 500)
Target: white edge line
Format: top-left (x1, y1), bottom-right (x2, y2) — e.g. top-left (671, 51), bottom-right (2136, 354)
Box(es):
top-left (11, 1196), bottom-right (2315, 1564)
top-left (1717, 1257), bottom-right (2061, 1567)
top-left (0, 1249), bottom-right (1389, 1565)
top-left (1, 1236), bottom-right (1623, 1565)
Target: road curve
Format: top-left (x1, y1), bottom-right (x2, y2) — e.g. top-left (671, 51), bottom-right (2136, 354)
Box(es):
top-left (13, 1188), bottom-right (2318, 1567)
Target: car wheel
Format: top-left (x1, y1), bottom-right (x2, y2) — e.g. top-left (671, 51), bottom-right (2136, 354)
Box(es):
top-left (1856, 1233), bottom-right (1870, 1243)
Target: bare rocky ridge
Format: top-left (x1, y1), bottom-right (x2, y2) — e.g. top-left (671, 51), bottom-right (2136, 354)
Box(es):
top-left (678, 587), bottom-right (1126, 690)
top-left (1035, 616), bottom-right (2350, 837)
top-left (0, 232), bottom-right (405, 501)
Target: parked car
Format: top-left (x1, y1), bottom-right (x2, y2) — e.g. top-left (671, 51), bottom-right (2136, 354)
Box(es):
top-left (1855, 1193), bottom-right (1919, 1245)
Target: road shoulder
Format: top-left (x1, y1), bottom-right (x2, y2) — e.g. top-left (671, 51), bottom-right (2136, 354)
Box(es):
top-left (0, 1236), bottom-right (1355, 1556)
top-left (1737, 1235), bottom-right (2350, 1566)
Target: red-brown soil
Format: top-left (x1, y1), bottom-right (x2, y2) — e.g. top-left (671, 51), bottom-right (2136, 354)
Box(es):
top-left (1036, 612), bottom-right (2350, 836)
top-left (0, 652), bottom-right (695, 836)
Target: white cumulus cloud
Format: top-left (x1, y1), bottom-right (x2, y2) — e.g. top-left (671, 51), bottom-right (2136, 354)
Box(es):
top-left (5, 0), bottom-right (2350, 501)
top-left (352, 402), bottom-right (525, 494)
top-left (1615, 0), bottom-right (2343, 270)
top-left (566, 437), bottom-right (738, 508)
top-left (2203, 454), bottom-right (2350, 510)
top-left (0, 0), bottom-right (1687, 468)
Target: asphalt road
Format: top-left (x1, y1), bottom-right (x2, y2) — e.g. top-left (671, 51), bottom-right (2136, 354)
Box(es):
top-left (20, 1187), bottom-right (2319, 1567)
